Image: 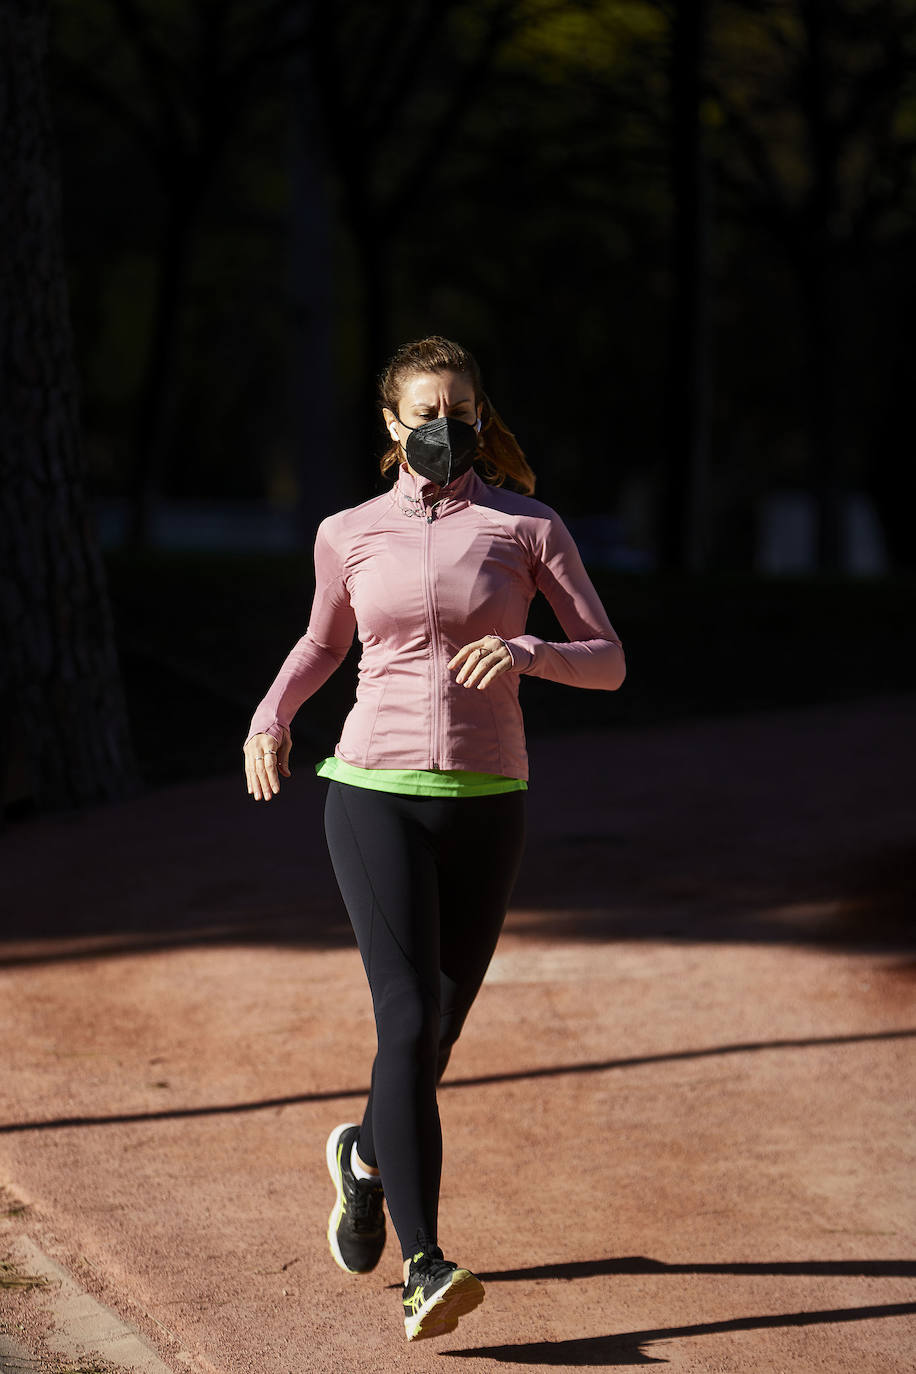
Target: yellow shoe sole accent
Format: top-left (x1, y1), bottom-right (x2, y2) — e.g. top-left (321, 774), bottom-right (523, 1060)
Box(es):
top-left (404, 1270), bottom-right (485, 1342)
top-left (325, 1123), bottom-right (362, 1274)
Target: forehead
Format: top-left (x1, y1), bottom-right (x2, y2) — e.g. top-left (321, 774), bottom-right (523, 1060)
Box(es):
top-left (399, 369), bottom-right (475, 407)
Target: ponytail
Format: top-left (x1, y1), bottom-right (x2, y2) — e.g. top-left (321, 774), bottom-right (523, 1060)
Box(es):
top-left (473, 392), bottom-right (536, 496)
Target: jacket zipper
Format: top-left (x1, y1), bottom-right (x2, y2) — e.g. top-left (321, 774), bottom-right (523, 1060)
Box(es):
top-left (423, 502), bottom-right (442, 768)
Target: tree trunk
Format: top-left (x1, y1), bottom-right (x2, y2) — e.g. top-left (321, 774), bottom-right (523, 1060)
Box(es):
top-left (127, 182), bottom-right (198, 547)
top-left (0, 0), bottom-right (139, 810)
top-left (798, 0), bottom-right (843, 573)
top-left (868, 281), bottom-right (916, 572)
top-left (351, 210), bottom-right (391, 489)
top-left (288, 52), bottom-right (343, 537)
top-left (798, 246), bottom-right (842, 572)
top-left (661, 0), bottom-right (712, 574)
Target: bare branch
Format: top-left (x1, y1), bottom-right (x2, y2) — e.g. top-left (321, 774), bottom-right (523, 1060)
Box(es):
top-left (225, 0), bottom-right (319, 91)
top-left (363, 0), bottom-right (453, 143)
top-left (106, 0), bottom-right (186, 148)
top-left (53, 52), bottom-right (166, 174)
top-left (381, 0), bottom-right (528, 211)
top-left (715, 95), bottom-right (793, 223)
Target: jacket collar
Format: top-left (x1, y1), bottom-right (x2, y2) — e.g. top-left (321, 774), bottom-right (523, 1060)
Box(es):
top-left (394, 462), bottom-right (479, 511)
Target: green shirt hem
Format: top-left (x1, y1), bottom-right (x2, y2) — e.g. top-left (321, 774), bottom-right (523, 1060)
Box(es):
top-left (315, 757), bottom-right (527, 797)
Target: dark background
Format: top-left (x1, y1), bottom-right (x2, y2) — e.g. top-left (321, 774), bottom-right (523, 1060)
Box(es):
top-left (51, 0), bottom-right (916, 550)
top-left (4, 0), bottom-right (916, 803)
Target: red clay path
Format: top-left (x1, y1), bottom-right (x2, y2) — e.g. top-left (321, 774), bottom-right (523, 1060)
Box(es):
top-left (1, 696), bottom-right (915, 1373)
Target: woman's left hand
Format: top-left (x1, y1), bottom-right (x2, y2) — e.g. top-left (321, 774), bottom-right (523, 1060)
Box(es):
top-left (448, 635), bottom-right (513, 690)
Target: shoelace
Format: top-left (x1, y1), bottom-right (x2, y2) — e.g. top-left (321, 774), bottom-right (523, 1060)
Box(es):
top-left (349, 1178), bottom-right (384, 1231)
top-left (410, 1251), bottom-right (457, 1288)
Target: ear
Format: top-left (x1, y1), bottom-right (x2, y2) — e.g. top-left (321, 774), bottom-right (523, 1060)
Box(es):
top-left (382, 407), bottom-right (400, 443)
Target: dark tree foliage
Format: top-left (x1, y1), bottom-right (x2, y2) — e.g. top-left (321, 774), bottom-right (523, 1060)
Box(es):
top-left (0, 0), bottom-right (138, 810)
top-left (47, 0), bottom-right (916, 569)
top-left (52, 0), bottom-right (306, 543)
top-left (662, 0), bottom-right (712, 573)
top-left (708, 0), bottom-right (916, 570)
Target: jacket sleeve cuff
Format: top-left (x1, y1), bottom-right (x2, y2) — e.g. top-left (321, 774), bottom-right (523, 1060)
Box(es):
top-left (243, 720), bottom-right (286, 748)
top-left (500, 635), bottom-right (537, 673)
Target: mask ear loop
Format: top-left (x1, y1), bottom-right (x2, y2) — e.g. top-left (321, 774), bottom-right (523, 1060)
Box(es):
top-left (389, 414), bottom-right (410, 454)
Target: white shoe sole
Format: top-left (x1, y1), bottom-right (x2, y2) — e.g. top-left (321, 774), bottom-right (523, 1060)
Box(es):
top-left (404, 1269), bottom-right (485, 1342)
top-left (325, 1122), bottom-right (358, 1274)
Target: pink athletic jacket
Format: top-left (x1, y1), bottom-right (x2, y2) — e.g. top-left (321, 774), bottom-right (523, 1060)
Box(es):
top-left (246, 464), bottom-right (625, 780)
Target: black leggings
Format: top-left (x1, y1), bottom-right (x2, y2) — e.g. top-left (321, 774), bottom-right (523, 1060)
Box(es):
top-left (323, 781), bottom-right (526, 1258)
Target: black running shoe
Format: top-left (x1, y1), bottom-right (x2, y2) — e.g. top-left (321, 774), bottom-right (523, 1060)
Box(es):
top-left (402, 1246), bottom-right (485, 1342)
top-left (325, 1123), bottom-right (386, 1274)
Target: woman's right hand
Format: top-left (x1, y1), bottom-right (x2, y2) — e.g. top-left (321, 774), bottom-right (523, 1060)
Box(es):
top-left (244, 729), bottom-right (292, 801)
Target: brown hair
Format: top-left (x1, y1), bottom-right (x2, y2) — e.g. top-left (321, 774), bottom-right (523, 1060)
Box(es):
top-left (377, 335), bottom-right (536, 495)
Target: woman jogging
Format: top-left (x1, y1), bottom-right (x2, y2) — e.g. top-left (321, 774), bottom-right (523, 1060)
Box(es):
top-left (243, 336), bottom-right (625, 1341)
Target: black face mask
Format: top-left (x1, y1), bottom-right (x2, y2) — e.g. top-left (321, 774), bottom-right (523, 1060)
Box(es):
top-left (399, 415), bottom-right (480, 487)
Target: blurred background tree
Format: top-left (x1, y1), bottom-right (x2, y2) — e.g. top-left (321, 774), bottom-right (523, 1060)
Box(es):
top-left (46, 0), bottom-right (676, 541)
top-left (48, 0), bottom-right (916, 565)
top-left (1, 0), bottom-right (138, 811)
top-left (6, 0), bottom-right (913, 797)
top-left (707, 0), bottom-right (916, 571)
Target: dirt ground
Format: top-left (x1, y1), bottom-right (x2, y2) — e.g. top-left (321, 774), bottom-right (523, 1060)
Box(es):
top-left (1, 696), bottom-right (915, 1373)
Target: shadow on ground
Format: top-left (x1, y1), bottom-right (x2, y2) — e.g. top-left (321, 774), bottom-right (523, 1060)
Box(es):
top-left (443, 1301), bottom-right (916, 1366)
top-left (1, 1028), bottom-right (913, 1136)
top-left (3, 698), bottom-right (915, 964)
